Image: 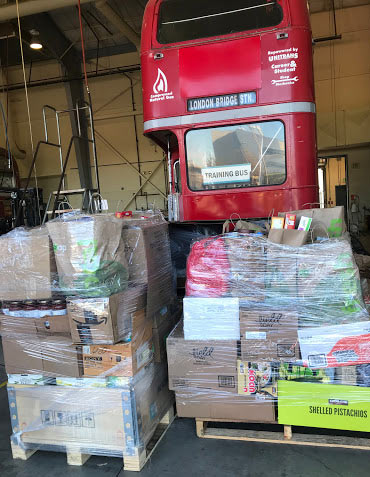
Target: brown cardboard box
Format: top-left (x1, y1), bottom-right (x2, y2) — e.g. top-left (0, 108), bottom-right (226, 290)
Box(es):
top-left (167, 322), bottom-right (238, 392)
top-left (122, 222), bottom-right (174, 314)
top-left (240, 309), bottom-right (299, 361)
top-left (122, 221), bottom-right (171, 283)
top-left (2, 335), bottom-right (82, 377)
top-left (0, 314), bottom-right (70, 338)
top-left (152, 314), bottom-right (178, 363)
top-left (2, 337), bottom-right (43, 375)
top-left (82, 316), bottom-right (153, 377)
top-left (0, 315), bottom-right (39, 337)
top-left (8, 363), bottom-right (174, 455)
top-left (150, 303), bottom-right (174, 329)
top-left (34, 315), bottom-right (70, 336)
top-left (0, 229), bottom-right (56, 300)
top-left (67, 286), bottom-right (146, 344)
top-left (175, 390), bottom-right (276, 422)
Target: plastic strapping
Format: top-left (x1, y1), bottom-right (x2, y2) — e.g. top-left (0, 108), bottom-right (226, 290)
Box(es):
top-left (121, 388), bottom-right (140, 456)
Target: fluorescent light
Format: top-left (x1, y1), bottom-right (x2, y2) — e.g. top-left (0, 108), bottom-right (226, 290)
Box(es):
top-left (30, 40), bottom-right (43, 50)
top-left (29, 30), bottom-right (43, 50)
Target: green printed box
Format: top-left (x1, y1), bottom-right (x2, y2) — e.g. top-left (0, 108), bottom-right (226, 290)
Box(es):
top-left (278, 381), bottom-right (370, 432)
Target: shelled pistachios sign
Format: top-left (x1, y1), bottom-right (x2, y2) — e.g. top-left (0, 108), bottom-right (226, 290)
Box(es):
top-left (278, 381), bottom-right (370, 432)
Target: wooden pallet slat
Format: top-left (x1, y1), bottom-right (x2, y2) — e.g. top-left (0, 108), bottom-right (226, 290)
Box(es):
top-left (195, 419), bottom-right (370, 451)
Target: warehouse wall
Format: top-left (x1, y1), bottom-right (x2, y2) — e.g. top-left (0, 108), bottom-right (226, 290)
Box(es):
top-left (2, 3), bottom-right (370, 214)
top-left (311, 4), bottom-right (370, 211)
top-left (4, 51), bottom-right (166, 212)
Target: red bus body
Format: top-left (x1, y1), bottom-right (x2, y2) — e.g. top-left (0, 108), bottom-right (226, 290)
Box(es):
top-left (141, 0), bottom-right (318, 221)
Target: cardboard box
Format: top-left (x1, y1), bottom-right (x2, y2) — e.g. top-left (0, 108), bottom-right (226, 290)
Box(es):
top-left (82, 317), bottom-right (153, 377)
top-left (278, 381), bottom-right (370, 432)
top-left (335, 366), bottom-right (357, 386)
top-left (175, 390), bottom-right (276, 422)
top-left (7, 363), bottom-right (174, 456)
top-left (240, 309), bottom-right (299, 361)
top-left (41, 336), bottom-right (83, 377)
top-left (2, 336), bottom-right (43, 375)
top-left (122, 221), bottom-right (174, 314)
top-left (2, 336), bottom-right (82, 377)
top-left (150, 303), bottom-right (175, 329)
top-left (67, 286), bottom-right (146, 344)
top-left (7, 375), bottom-right (54, 386)
top-left (0, 314), bottom-right (70, 338)
top-left (183, 297), bottom-right (240, 340)
top-left (298, 321), bottom-right (370, 368)
top-left (0, 315), bottom-right (39, 337)
top-left (237, 360), bottom-right (278, 398)
top-left (167, 322), bottom-right (238, 392)
top-left (34, 315), bottom-right (70, 336)
top-left (0, 229), bottom-right (56, 301)
top-left (152, 314), bottom-right (178, 363)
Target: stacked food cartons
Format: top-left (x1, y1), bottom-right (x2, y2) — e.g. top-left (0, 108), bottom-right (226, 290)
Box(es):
top-left (0, 211), bottom-right (177, 468)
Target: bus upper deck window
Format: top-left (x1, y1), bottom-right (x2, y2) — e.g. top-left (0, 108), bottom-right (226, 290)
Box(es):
top-left (157, 0), bottom-right (283, 45)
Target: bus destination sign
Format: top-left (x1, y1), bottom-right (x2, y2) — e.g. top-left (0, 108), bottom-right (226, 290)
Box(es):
top-left (188, 91), bottom-right (256, 112)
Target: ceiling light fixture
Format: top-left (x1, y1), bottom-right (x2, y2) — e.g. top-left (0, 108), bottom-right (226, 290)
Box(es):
top-left (29, 29), bottom-right (42, 50)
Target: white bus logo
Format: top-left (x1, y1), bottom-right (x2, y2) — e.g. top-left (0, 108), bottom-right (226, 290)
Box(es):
top-left (153, 68), bottom-right (168, 94)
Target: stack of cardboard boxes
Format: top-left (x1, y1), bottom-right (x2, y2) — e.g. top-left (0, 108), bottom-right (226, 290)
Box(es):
top-left (0, 213), bottom-right (177, 458)
top-left (168, 227), bottom-right (370, 432)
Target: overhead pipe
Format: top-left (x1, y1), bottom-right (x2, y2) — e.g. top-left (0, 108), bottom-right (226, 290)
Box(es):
top-left (95, 0), bottom-right (141, 51)
top-left (0, 0), bottom-right (94, 21)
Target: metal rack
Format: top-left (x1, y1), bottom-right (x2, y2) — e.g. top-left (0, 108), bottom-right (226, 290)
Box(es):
top-left (15, 101), bottom-right (101, 227)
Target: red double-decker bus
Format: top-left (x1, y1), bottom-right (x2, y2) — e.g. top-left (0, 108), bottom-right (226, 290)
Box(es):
top-left (141, 0), bottom-right (318, 222)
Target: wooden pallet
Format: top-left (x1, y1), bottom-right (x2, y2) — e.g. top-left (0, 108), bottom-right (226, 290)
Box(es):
top-left (11, 404), bottom-right (175, 471)
top-left (195, 419), bottom-right (370, 451)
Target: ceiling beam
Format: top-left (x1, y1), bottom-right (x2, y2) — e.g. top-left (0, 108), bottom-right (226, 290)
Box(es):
top-left (0, 0), bottom-right (95, 21)
top-left (95, 0), bottom-right (141, 50)
top-left (85, 42), bottom-right (137, 60)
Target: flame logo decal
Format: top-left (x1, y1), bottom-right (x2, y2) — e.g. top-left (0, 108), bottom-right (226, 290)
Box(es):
top-left (153, 68), bottom-right (168, 94)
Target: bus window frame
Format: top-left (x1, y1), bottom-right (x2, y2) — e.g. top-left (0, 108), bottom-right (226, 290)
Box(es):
top-left (152, 0), bottom-right (290, 49)
top-left (184, 119), bottom-right (288, 193)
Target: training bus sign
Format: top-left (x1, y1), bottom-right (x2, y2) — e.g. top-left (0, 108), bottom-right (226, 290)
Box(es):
top-left (202, 164), bottom-right (251, 186)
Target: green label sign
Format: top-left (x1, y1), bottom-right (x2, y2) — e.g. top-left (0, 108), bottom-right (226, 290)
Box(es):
top-left (278, 381), bottom-right (370, 432)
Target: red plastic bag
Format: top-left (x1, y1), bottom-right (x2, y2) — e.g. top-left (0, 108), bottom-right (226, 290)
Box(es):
top-left (186, 236), bottom-right (230, 297)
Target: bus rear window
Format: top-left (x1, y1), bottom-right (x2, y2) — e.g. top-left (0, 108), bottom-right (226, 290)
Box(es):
top-left (186, 121), bottom-right (286, 191)
top-left (157, 0), bottom-right (284, 45)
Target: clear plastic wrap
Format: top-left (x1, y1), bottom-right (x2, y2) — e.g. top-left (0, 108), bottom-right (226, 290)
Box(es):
top-left (46, 213), bottom-right (129, 298)
top-left (186, 233), bottom-right (368, 325)
top-left (0, 210), bottom-right (177, 458)
top-left (8, 363), bottom-right (174, 458)
top-left (168, 230), bottom-right (370, 432)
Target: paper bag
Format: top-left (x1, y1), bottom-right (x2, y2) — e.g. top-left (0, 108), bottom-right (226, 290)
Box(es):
top-left (47, 214), bottom-right (129, 297)
top-left (268, 229), bottom-right (308, 246)
top-left (279, 206), bottom-right (346, 238)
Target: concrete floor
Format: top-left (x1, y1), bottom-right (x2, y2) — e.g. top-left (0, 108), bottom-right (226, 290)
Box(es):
top-left (0, 341), bottom-right (370, 477)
